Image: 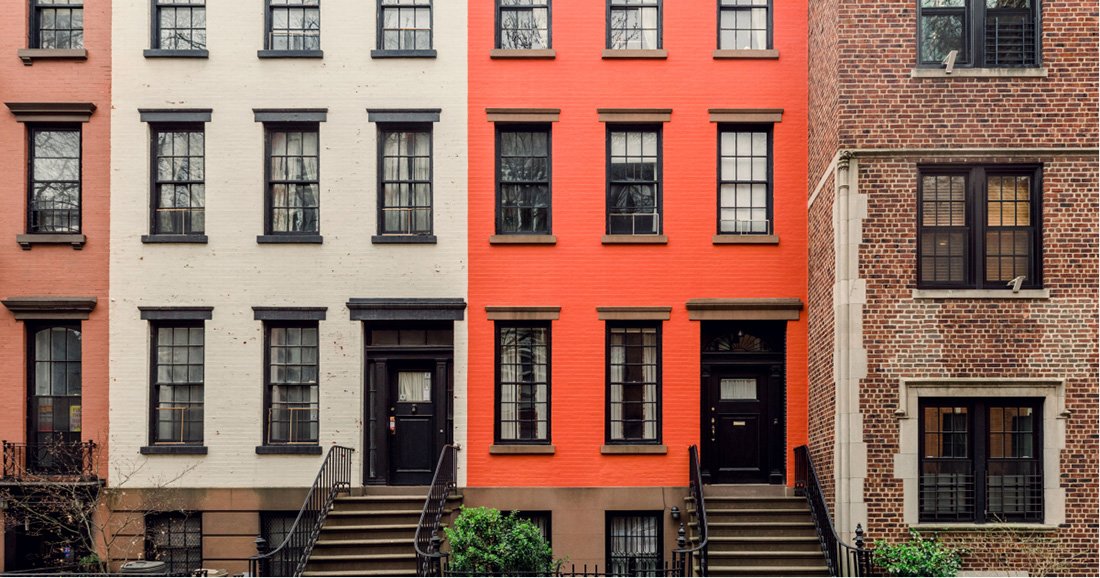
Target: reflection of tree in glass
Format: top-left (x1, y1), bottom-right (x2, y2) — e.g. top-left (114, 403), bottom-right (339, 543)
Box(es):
top-left (31, 130), bottom-right (80, 233)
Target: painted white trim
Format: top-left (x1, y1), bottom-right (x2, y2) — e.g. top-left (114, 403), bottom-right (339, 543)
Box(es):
top-left (807, 151), bottom-right (840, 209)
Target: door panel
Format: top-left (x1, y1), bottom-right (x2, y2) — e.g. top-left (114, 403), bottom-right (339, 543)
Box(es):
top-left (704, 368), bottom-right (771, 483)
top-left (390, 367), bottom-right (437, 485)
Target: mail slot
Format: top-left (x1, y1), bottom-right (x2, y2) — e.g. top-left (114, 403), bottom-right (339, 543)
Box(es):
top-left (732, 420), bottom-right (746, 427)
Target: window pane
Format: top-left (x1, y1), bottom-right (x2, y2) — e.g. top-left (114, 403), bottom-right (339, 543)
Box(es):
top-left (920, 404), bottom-right (974, 522)
top-left (30, 129), bottom-right (81, 234)
top-left (379, 129), bottom-right (433, 235)
top-left (719, 129), bottom-right (770, 234)
top-left (380, 2), bottom-right (433, 50)
top-left (267, 324), bottom-right (319, 444)
top-left (920, 13), bottom-right (964, 64)
top-left (153, 324), bottom-right (204, 444)
top-left (268, 129), bottom-right (320, 234)
top-left (608, 129), bottom-right (660, 235)
top-left (607, 514), bottom-right (661, 574)
top-left (498, 128), bottom-right (552, 235)
top-left (498, 326), bottom-right (550, 442)
top-left (154, 129), bottom-right (206, 235)
top-left (608, 326), bottom-right (659, 442)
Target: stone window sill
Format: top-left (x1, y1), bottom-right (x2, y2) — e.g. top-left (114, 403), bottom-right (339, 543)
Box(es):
top-left (713, 234), bottom-right (779, 245)
top-left (601, 444), bottom-right (668, 455)
top-left (602, 49), bottom-right (667, 59)
top-left (372, 235), bottom-right (438, 245)
top-left (602, 234), bottom-right (668, 245)
top-left (144, 49), bottom-right (209, 59)
top-left (371, 49), bottom-right (437, 59)
top-left (910, 523), bottom-right (1057, 533)
top-left (489, 234), bottom-right (556, 245)
top-left (713, 49), bottom-right (779, 60)
top-left (256, 445), bottom-right (322, 455)
top-left (17, 234), bottom-right (86, 250)
top-left (912, 289), bottom-right (1050, 300)
top-left (140, 445), bottom-right (208, 455)
top-left (910, 67), bottom-right (1047, 78)
top-left (142, 234), bottom-right (208, 244)
top-left (257, 234), bottom-right (324, 245)
top-left (257, 50), bottom-right (324, 59)
top-left (490, 49), bottom-right (556, 59)
top-left (18, 48), bottom-right (87, 65)
top-left (489, 444), bottom-right (556, 455)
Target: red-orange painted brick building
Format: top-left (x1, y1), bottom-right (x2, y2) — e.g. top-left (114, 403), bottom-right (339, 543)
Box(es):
top-left (0, 0), bottom-right (111, 571)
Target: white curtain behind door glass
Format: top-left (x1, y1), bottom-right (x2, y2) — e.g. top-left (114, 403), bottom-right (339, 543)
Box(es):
top-left (398, 371), bottom-right (431, 402)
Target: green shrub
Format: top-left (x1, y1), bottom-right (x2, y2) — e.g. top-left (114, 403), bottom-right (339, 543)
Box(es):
top-left (444, 506), bottom-right (559, 575)
top-left (872, 530), bottom-right (965, 577)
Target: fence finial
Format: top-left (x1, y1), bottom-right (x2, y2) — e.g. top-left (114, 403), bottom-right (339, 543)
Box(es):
top-left (677, 522), bottom-right (687, 549)
top-left (854, 524), bottom-right (865, 551)
top-left (254, 535), bottom-right (268, 556)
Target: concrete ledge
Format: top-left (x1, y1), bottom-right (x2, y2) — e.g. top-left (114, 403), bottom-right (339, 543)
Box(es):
top-left (713, 234), bottom-right (779, 245)
top-left (490, 49), bottom-right (556, 59)
top-left (597, 109), bottom-right (671, 123)
top-left (912, 289), bottom-right (1050, 300)
top-left (257, 49), bottom-right (323, 59)
top-left (257, 234), bottom-right (324, 244)
top-left (490, 445), bottom-right (556, 455)
top-left (713, 49), bottom-right (779, 59)
top-left (18, 48), bottom-right (87, 65)
top-left (2, 296), bottom-right (97, 320)
top-left (255, 445), bottom-right (322, 455)
top-left (910, 67), bottom-right (1047, 78)
top-left (144, 49), bottom-right (209, 59)
top-left (486, 109), bottom-right (560, 123)
top-left (16, 233), bottom-right (86, 249)
top-left (142, 234), bottom-right (208, 244)
top-left (371, 49), bottom-right (437, 59)
top-left (489, 234), bottom-right (557, 244)
top-left (602, 234), bottom-right (668, 244)
top-left (709, 108), bottom-right (783, 124)
top-left (140, 446), bottom-right (208, 455)
top-left (602, 49), bottom-right (667, 59)
top-left (372, 235), bottom-right (438, 244)
top-left (601, 445), bottom-right (668, 455)
top-left (686, 298), bottom-right (803, 321)
top-left (911, 523), bottom-right (1059, 533)
top-left (486, 306), bottom-right (561, 321)
top-left (597, 306), bottom-right (672, 321)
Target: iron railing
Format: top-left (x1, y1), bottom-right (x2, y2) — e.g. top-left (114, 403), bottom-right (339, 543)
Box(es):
top-left (443, 561), bottom-right (685, 577)
top-left (416, 445), bottom-right (458, 577)
top-left (1, 441), bottom-right (97, 480)
top-left (673, 445), bottom-right (708, 577)
top-left (794, 446), bottom-right (873, 577)
top-left (249, 445), bottom-right (353, 577)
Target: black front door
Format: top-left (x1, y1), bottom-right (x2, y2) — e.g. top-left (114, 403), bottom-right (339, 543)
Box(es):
top-left (388, 363), bottom-right (438, 485)
top-left (703, 366), bottom-right (779, 483)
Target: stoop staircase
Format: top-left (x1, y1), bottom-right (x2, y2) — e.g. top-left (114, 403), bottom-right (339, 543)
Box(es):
top-left (687, 484), bottom-right (829, 577)
top-left (302, 489), bottom-right (462, 577)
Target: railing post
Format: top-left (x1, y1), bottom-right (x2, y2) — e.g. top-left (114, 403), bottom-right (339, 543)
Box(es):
top-left (854, 524), bottom-right (866, 577)
top-left (675, 523), bottom-right (687, 577)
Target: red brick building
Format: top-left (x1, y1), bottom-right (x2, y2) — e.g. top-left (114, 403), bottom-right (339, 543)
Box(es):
top-left (807, 0), bottom-right (1098, 574)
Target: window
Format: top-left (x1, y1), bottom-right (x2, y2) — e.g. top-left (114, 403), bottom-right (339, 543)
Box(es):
top-left (266, 0), bottom-right (320, 51)
top-left (718, 127), bottom-right (771, 235)
top-left (607, 127), bottom-right (661, 235)
top-left (154, 1), bottom-right (206, 50)
top-left (719, 0), bottom-right (770, 50)
top-left (265, 127), bottom-right (320, 235)
top-left (379, 0), bottom-right (432, 51)
top-left (264, 323), bottom-right (319, 445)
top-left (151, 323), bottom-right (204, 445)
top-left (497, 126), bottom-right (551, 235)
top-left (497, 0), bottom-right (550, 49)
top-left (260, 511), bottom-right (298, 551)
top-left (919, 399), bottom-right (1043, 523)
top-left (30, 0), bottom-right (84, 49)
top-left (606, 324), bottom-right (660, 443)
top-left (28, 127), bottom-right (81, 234)
top-left (607, 0), bottom-right (660, 50)
top-left (918, 0), bottom-right (1039, 68)
top-left (152, 127), bottom-right (205, 235)
top-left (918, 166), bottom-right (1040, 289)
top-left (145, 513), bottom-right (202, 576)
top-left (606, 512), bottom-right (662, 574)
top-left (496, 323), bottom-right (550, 444)
top-left (378, 127), bottom-right (433, 237)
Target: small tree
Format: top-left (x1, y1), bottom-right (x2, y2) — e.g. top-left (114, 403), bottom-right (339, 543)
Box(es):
top-left (444, 506), bottom-right (559, 576)
top-left (872, 530), bottom-right (965, 577)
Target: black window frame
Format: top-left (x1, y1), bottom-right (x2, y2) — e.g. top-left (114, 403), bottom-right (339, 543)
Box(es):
top-left (918, 398), bottom-right (1044, 524)
top-left (717, 0), bottom-right (772, 51)
top-left (376, 0), bottom-right (434, 52)
top-left (263, 0), bottom-right (321, 53)
top-left (604, 322), bottom-right (662, 445)
top-left (149, 123), bottom-right (206, 237)
top-left (263, 123), bottom-right (321, 238)
top-left (376, 123), bottom-right (435, 239)
top-left (29, 0), bottom-right (85, 50)
top-left (606, 0), bottom-right (662, 50)
top-left (495, 124), bottom-right (553, 236)
top-left (916, 0), bottom-right (1041, 68)
top-left (144, 512), bottom-right (203, 576)
top-left (606, 125), bottom-right (663, 236)
top-left (494, 321), bottom-right (552, 445)
top-left (517, 510), bottom-right (553, 545)
top-left (262, 321), bottom-right (321, 446)
top-left (151, 0), bottom-right (207, 52)
top-left (717, 124), bottom-right (773, 236)
top-left (495, 0), bottom-right (552, 50)
top-left (605, 511), bottom-right (664, 574)
top-left (149, 321), bottom-right (205, 446)
top-left (27, 124), bottom-right (82, 235)
top-left (916, 164), bottom-right (1042, 290)
top-left (260, 510), bottom-right (299, 552)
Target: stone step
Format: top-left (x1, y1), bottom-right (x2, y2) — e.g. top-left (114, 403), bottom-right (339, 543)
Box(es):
top-left (312, 537), bottom-right (415, 556)
top-left (706, 565), bottom-right (830, 577)
top-left (706, 522), bottom-right (819, 538)
top-left (317, 523), bottom-right (417, 541)
top-left (689, 495), bottom-right (811, 510)
top-left (305, 553), bottom-right (417, 573)
top-left (707, 535), bottom-right (823, 552)
top-left (323, 509), bottom-right (438, 526)
top-left (708, 550), bottom-right (829, 567)
top-left (702, 484), bottom-right (796, 498)
top-left (705, 508), bottom-right (814, 523)
top-left (304, 571), bottom-right (416, 578)
top-left (332, 495), bottom-right (434, 512)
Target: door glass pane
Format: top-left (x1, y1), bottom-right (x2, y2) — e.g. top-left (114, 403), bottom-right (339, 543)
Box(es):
top-left (721, 378), bottom-right (757, 400)
top-left (398, 371), bottom-right (432, 402)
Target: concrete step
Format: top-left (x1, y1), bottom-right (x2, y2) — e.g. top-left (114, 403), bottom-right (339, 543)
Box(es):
top-left (305, 553), bottom-right (417, 573)
top-left (317, 522), bottom-right (418, 541)
top-left (707, 535), bottom-right (823, 552)
top-left (706, 522), bottom-right (819, 538)
top-left (708, 550), bottom-right (829, 567)
top-left (323, 509), bottom-right (437, 526)
top-left (707, 565), bottom-right (830, 577)
top-left (690, 495), bottom-right (810, 510)
top-left (304, 571), bottom-right (416, 578)
top-left (332, 495), bottom-right (433, 512)
top-left (705, 508), bottom-right (814, 523)
top-left (703, 484), bottom-right (796, 498)
top-left (312, 537), bottom-right (415, 556)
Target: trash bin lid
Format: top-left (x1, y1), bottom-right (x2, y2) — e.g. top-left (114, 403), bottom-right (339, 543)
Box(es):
top-left (120, 560), bottom-right (168, 573)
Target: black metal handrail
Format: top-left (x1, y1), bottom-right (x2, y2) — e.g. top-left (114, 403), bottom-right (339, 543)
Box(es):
top-left (1, 440), bottom-right (98, 480)
top-left (794, 445), bottom-right (873, 577)
top-left (249, 445), bottom-right (353, 577)
top-left (672, 445), bottom-right (708, 577)
top-left (415, 444), bottom-right (458, 577)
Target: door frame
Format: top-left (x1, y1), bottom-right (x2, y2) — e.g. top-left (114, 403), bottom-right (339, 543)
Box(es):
top-left (701, 360), bottom-right (785, 484)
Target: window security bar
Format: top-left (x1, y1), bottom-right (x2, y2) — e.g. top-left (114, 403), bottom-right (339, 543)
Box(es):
top-left (719, 218), bottom-right (771, 235)
top-left (608, 211), bottom-right (660, 236)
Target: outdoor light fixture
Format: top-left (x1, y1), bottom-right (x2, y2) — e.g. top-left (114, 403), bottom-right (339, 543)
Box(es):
top-left (670, 506), bottom-right (680, 521)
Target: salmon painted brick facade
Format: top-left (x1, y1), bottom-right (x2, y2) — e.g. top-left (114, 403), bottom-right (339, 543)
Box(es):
top-left (0, 0), bottom-right (111, 572)
top-left (466, 0), bottom-right (809, 566)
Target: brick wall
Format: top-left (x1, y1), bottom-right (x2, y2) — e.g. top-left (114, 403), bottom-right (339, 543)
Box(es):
top-left (807, 173), bottom-right (836, 508)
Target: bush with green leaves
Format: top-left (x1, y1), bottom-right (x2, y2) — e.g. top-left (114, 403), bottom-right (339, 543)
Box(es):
top-left (872, 530), bottom-right (965, 577)
top-left (444, 506), bottom-right (560, 575)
